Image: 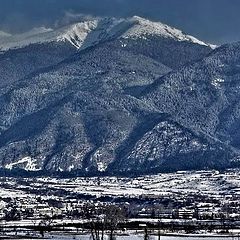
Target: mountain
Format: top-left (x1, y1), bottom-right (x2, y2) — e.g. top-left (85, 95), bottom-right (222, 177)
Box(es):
top-left (0, 16), bottom-right (213, 87)
top-left (0, 16), bottom-right (214, 52)
top-left (142, 42), bottom-right (240, 142)
top-left (0, 16), bottom-right (224, 174)
top-left (136, 42), bottom-right (240, 172)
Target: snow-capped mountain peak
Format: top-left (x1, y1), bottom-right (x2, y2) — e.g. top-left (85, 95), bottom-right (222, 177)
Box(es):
top-left (0, 22), bottom-right (100, 51)
top-left (123, 16), bottom-right (215, 48)
top-left (0, 18), bottom-right (120, 51)
top-left (56, 18), bottom-right (125, 49)
top-left (0, 16), bottom-right (215, 52)
top-left (55, 20), bottom-right (99, 48)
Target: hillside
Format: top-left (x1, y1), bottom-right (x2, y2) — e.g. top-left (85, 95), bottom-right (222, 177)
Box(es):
top-left (0, 16), bottom-right (229, 174)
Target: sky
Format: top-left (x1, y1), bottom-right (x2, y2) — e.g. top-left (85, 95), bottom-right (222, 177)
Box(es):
top-left (0, 0), bottom-right (240, 44)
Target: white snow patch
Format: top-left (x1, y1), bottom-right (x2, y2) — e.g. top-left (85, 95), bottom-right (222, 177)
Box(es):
top-left (56, 21), bottom-right (99, 49)
top-left (5, 157), bottom-right (40, 171)
top-left (68, 165), bottom-right (75, 172)
top-left (72, 152), bottom-right (85, 160)
top-left (97, 162), bottom-right (107, 172)
top-left (0, 200), bottom-right (6, 210)
top-left (192, 140), bottom-right (200, 146)
top-left (212, 78), bottom-right (225, 88)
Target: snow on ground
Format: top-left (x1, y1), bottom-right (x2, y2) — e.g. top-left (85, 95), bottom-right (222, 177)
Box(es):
top-left (43, 233), bottom-right (236, 240)
top-left (0, 170), bottom-right (240, 239)
top-left (2, 169), bottom-right (238, 200)
top-left (5, 157), bottom-right (40, 171)
top-left (211, 78), bottom-right (225, 88)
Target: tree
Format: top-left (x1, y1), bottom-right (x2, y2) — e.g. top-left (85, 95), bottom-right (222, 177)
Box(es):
top-left (89, 217), bottom-right (104, 240)
top-left (82, 204), bottom-right (105, 240)
top-left (157, 220), bottom-right (162, 240)
top-left (144, 227), bottom-right (149, 240)
top-left (104, 205), bottom-right (126, 240)
top-left (4, 204), bottom-right (21, 221)
top-left (82, 204), bottom-right (126, 240)
top-left (38, 216), bottom-right (54, 237)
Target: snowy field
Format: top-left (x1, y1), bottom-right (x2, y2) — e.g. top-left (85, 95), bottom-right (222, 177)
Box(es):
top-left (1, 169), bottom-right (240, 239)
top-left (1, 169), bottom-right (240, 200)
top-left (43, 234), bottom-right (236, 240)
top-left (1, 231), bottom-right (238, 240)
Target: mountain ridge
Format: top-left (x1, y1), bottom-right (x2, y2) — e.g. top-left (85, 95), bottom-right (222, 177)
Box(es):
top-left (0, 16), bottom-right (234, 175)
top-left (0, 16), bottom-right (215, 52)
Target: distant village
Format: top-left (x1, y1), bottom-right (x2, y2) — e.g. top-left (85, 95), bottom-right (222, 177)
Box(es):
top-left (0, 170), bottom-right (240, 238)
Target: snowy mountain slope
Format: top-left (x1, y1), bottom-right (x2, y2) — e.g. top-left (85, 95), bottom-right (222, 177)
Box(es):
top-left (112, 119), bottom-right (233, 173)
top-left (0, 24), bottom-right (91, 51)
top-left (141, 41), bottom-right (240, 165)
top-left (0, 42), bottom-right (77, 87)
top-left (0, 16), bottom-right (212, 88)
top-left (0, 16), bottom-right (214, 52)
top-left (0, 16), bottom-right (229, 175)
top-left (0, 40), bottom-right (235, 174)
top-left (122, 16), bottom-right (215, 48)
top-left (0, 43), bottom-right (171, 172)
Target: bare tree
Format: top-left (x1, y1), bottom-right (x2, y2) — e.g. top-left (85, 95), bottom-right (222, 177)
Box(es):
top-left (82, 204), bottom-right (126, 240)
top-left (90, 218), bottom-right (104, 240)
top-left (104, 205), bottom-right (126, 240)
top-left (144, 227), bottom-right (149, 240)
top-left (38, 216), bottom-right (54, 237)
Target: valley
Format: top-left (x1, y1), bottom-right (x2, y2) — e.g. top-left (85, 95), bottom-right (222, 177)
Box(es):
top-left (0, 170), bottom-right (240, 238)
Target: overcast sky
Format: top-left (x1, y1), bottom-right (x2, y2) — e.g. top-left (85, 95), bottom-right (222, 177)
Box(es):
top-left (0, 0), bottom-right (240, 44)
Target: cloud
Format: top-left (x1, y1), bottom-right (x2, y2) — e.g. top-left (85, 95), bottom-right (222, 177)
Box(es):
top-left (55, 11), bottom-right (101, 28)
top-left (0, 0), bottom-right (240, 44)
